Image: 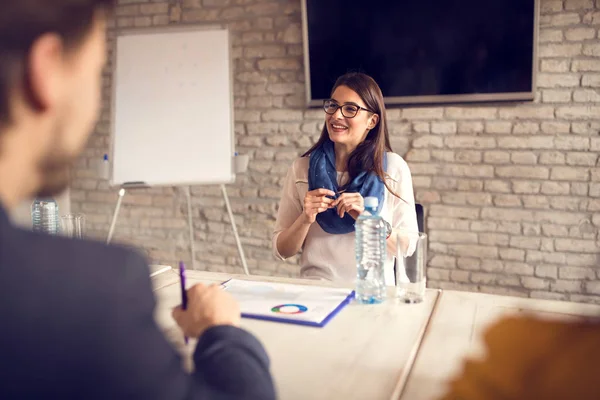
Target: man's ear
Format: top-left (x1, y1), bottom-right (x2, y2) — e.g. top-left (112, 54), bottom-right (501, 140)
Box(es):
top-left (24, 33), bottom-right (65, 113)
top-left (368, 113), bottom-right (379, 130)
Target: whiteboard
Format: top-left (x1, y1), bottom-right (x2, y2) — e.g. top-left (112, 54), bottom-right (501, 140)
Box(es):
top-left (110, 26), bottom-right (235, 187)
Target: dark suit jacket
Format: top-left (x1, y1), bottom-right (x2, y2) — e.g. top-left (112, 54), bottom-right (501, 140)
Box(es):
top-left (0, 206), bottom-right (276, 399)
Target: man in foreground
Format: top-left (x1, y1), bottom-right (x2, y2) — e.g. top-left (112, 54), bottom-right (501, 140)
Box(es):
top-left (0, 1), bottom-right (275, 398)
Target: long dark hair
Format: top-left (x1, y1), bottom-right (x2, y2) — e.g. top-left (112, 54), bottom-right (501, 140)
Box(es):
top-left (303, 72), bottom-right (400, 199)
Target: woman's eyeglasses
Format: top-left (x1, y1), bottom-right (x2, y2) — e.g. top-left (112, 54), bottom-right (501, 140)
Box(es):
top-left (323, 99), bottom-right (374, 118)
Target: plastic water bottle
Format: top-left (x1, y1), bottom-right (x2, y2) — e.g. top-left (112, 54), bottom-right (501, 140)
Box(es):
top-left (31, 198), bottom-right (60, 235)
top-left (355, 196), bottom-right (387, 304)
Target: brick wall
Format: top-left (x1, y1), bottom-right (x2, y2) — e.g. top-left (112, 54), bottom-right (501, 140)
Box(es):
top-left (71, 0), bottom-right (600, 304)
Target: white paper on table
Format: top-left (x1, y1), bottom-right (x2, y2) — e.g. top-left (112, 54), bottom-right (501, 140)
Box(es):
top-left (221, 279), bottom-right (355, 327)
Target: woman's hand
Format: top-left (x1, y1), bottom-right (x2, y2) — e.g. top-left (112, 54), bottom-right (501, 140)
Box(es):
top-left (332, 192), bottom-right (364, 220)
top-left (302, 188), bottom-right (335, 224)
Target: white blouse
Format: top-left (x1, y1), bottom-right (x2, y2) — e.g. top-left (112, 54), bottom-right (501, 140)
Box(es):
top-left (272, 152), bottom-right (418, 285)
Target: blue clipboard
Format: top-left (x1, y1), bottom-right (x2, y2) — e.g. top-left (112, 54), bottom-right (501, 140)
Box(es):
top-left (221, 279), bottom-right (355, 328)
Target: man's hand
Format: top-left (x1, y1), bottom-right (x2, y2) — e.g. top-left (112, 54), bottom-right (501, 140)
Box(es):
top-left (172, 283), bottom-right (241, 339)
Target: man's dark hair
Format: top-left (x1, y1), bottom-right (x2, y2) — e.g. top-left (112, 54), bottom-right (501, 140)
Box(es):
top-left (0, 0), bottom-right (115, 125)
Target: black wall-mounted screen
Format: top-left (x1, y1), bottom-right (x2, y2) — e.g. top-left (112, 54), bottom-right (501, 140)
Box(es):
top-left (302, 0), bottom-right (538, 106)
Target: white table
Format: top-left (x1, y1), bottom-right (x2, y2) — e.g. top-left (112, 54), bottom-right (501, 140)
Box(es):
top-left (401, 290), bottom-right (600, 400)
top-left (151, 270), bottom-right (440, 400)
top-left (151, 270), bottom-right (600, 400)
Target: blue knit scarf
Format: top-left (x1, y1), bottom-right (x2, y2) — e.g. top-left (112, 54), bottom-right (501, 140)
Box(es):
top-left (308, 139), bottom-right (386, 234)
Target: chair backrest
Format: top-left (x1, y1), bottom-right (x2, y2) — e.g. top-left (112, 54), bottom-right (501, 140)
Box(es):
top-left (416, 203), bottom-right (425, 233)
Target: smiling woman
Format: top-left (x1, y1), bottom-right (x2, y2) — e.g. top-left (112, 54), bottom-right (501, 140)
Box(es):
top-left (273, 72), bottom-right (418, 284)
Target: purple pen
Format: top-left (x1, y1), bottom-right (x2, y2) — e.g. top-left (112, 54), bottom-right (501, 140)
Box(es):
top-left (179, 261), bottom-right (188, 345)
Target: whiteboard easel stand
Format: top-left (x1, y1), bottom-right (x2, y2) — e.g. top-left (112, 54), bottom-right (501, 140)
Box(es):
top-left (105, 183), bottom-right (249, 276)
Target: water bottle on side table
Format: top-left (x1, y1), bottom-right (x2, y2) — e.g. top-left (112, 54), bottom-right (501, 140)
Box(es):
top-left (31, 197), bottom-right (60, 235)
top-left (355, 196), bottom-right (387, 304)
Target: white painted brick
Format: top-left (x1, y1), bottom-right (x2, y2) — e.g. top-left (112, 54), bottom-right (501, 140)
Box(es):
top-left (550, 166), bottom-right (590, 181)
top-left (481, 260), bottom-right (504, 272)
top-left (583, 44), bottom-right (600, 56)
top-left (413, 122), bottom-right (430, 133)
top-left (540, 121), bottom-right (570, 134)
top-left (570, 293), bottom-right (600, 304)
top-left (539, 151), bottom-right (566, 165)
top-left (457, 122), bottom-right (484, 134)
top-left (182, 9), bottom-right (220, 22)
top-left (405, 149), bottom-right (431, 162)
top-left (262, 109), bottom-right (303, 121)
top-left (428, 217), bottom-right (471, 231)
top-left (512, 122), bottom-right (539, 135)
top-left (445, 107), bottom-right (497, 119)
top-left (481, 207), bottom-right (533, 223)
top-left (539, 43), bottom-right (582, 57)
top-left (566, 152), bottom-right (597, 166)
top-left (402, 108), bottom-right (444, 119)
top-left (431, 150), bottom-right (454, 162)
top-left (513, 181), bottom-right (541, 194)
top-left (471, 221), bottom-right (497, 232)
top-left (541, 1), bottom-right (563, 12)
top-left (556, 105), bottom-right (600, 119)
top-left (539, 29), bottom-right (564, 43)
top-left (531, 291), bottom-right (568, 301)
top-left (499, 249), bottom-right (526, 261)
top-left (445, 136), bottom-right (496, 149)
top-left (504, 262), bottom-right (533, 275)
top-left (560, 266), bottom-right (596, 279)
top-left (455, 154), bottom-right (483, 168)
top-left (412, 135), bottom-right (444, 148)
top-left (428, 268), bottom-right (450, 281)
top-left (521, 277), bottom-right (551, 290)
top-left (450, 270), bottom-right (471, 283)
top-left (431, 122), bottom-right (457, 134)
top-left (479, 285), bottom-right (528, 298)
top-left (572, 60), bottom-right (600, 72)
top-left (447, 244), bottom-right (498, 258)
top-left (552, 280), bottom-right (583, 293)
top-left (555, 136), bottom-right (590, 150)
top-left (429, 255), bottom-right (457, 268)
top-left (493, 194), bottom-right (522, 207)
top-left (479, 233), bottom-right (510, 246)
top-left (522, 195), bottom-right (551, 209)
top-left (484, 180), bottom-right (512, 193)
top-left (485, 121), bottom-right (512, 134)
top-left (457, 179), bottom-right (484, 192)
top-left (510, 236), bottom-right (541, 250)
top-left (585, 281), bottom-right (600, 295)
top-left (457, 258), bottom-right (481, 270)
top-left (573, 88), bottom-right (600, 102)
top-left (555, 238), bottom-right (599, 253)
top-left (538, 73), bottom-right (580, 88)
top-left (496, 166), bottom-right (550, 179)
top-left (536, 265), bottom-right (558, 279)
top-left (565, 0), bottom-right (594, 10)
top-left (541, 59), bottom-right (570, 72)
top-left (582, 74), bottom-right (600, 87)
top-left (551, 12), bottom-right (582, 24)
top-left (416, 191), bottom-right (440, 204)
top-left (565, 27), bottom-right (596, 41)
top-left (470, 272), bottom-right (496, 284)
top-left (542, 90), bottom-right (572, 103)
top-left (497, 136), bottom-right (554, 150)
top-left (447, 164), bottom-right (494, 178)
top-left (511, 151), bottom-right (538, 164)
top-left (483, 151), bottom-right (510, 164)
top-left (541, 181), bottom-right (571, 195)
top-left (412, 176), bottom-right (432, 188)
